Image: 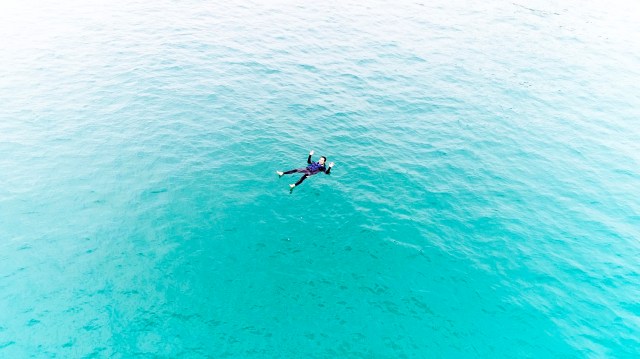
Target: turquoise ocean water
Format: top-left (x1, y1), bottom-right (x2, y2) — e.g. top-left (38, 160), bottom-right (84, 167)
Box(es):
top-left (2, 0), bottom-right (640, 357)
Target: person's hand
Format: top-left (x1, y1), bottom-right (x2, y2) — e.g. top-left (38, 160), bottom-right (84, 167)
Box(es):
top-left (309, 150), bottom-right (314, 155)
top-left (329, 162), bottom-right (334, 167)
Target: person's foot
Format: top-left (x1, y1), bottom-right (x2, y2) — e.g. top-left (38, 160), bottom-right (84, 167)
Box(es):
top-left (276, 171), bottom-right (284, 177)
top-left (289, 184), bottom-right (295, 189)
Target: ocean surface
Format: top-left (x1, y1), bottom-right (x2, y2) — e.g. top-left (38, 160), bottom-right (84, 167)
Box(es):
top-left (1, 0), bottom-right (640, 357)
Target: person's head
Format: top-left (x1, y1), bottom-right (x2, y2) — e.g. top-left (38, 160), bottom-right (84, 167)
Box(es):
top-left (320, 156), bottom-right (327, 165)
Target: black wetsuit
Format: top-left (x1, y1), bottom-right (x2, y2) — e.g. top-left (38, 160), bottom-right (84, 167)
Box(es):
top-left (283, 155), bottom-right (332, 186)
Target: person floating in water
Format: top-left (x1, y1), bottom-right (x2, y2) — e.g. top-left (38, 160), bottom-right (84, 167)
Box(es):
top-left (277, 150), bottom-right (334, 189)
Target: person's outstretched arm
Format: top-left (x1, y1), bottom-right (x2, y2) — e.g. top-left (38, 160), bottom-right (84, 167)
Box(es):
top-left (308, 150), bottom-right (314, 164)
top-left (325, 162), bottom-right (334, 174)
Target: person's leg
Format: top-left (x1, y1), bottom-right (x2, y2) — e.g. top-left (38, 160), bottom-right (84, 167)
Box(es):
top-left (290, 170), bottom-right (312, 188)
top-left (294, 175), bottom-right (308, 186)
top-left (290, 175), bottom-right (308, 189)
top-left (283, 168), bottom-right (304, 175)
top-left (278, 168), bottom-right (305, 178)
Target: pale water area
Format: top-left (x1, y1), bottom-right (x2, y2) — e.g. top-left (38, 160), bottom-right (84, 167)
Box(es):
top-left (1, 0), bottom-right (640, 357)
